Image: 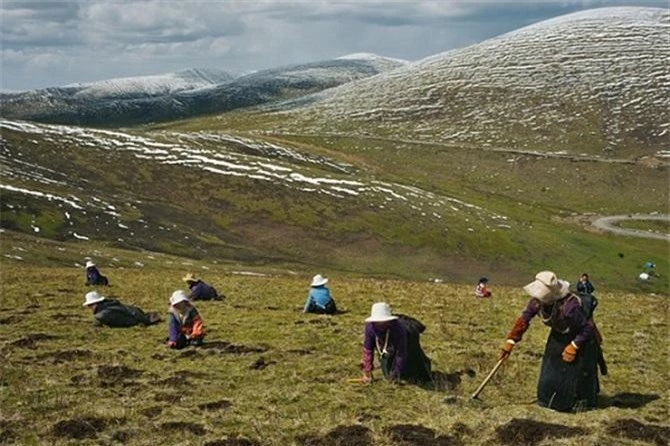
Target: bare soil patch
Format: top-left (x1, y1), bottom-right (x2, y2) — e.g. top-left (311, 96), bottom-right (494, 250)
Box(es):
top-left (428, 369), bottom-right (474, 391)
top-left (0, 316), bottom-right (20, 325)
top-left (204, 438), bottom-right (259, 446)
top-left (606, 418), bottom-right (670, 446)
top-left (36, 349), bottom-right (92, 363)
top-left (9, 333), bottom-right (58, 348)
top-left (0, 428), bottom-right (17, 444)
top-left (139, 406), bottom-right (163, 418)
top-left (384, 424), bottom-right (463, 446)
top-left (608, 392), bottom-right (661, 409)
top-left (160, 421), bottom-right (207, 435)
top-left (495, 419), bottom-right (587, 446)
top-left (199, 341), bottom-right (268, 354)
top-left (297, 425), bottom-right (371, 446)
top-left (52, 416), bottom-right (123, 440)
top-left (198, 399), bottom-right (233, 411)
top-left (97, 364), bottom-right (143, 383)
top-left (154, 392), bottom-right (187, 403)
top-left (287, 348), bottom-right (312, 355)
top-left (307, 319), bottom-right (336, 326)
top-left (249, 356), bottom-right (276, 370)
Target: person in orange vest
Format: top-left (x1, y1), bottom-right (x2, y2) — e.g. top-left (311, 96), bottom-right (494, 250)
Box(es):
top-left (166, 290), bottom-right (205, 349)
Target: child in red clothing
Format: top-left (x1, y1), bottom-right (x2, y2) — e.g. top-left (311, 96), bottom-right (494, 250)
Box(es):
top-left (475, 277), bottom-right (492, 298)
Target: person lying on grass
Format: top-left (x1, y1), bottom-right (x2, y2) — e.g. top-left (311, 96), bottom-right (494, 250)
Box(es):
top-left (83, 291), bottom-right (161, 327)
top-left (303, 274), bottom-right (337, 314)
top-left (360, 302), bottom-right (431, 384)
top-left (499, 271), bottom-right (602, 412)
top-left (182, 273), bottom-right (223, 301)
top-left (167, 290), bottom-right (205, 349)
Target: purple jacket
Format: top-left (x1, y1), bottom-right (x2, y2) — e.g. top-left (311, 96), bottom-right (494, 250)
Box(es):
top-left (361, 320), bottom-right (407, 378)
top-left (187, 280), bottom-right (218, 301)
top-left (519, 295), bottom-right (594, 347)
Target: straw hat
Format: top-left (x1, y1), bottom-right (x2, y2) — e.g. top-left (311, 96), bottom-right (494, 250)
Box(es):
top-left (310, 274), bottom-right (328, 287)
top-left (523, 271), bottom-right (570, 303)
top-left (182, 273), bottom-right (198, 283)
top-left (83, 291), bottom-right (106, 306)
top-left (169, 290), bottom-right (190, 306)
top-left (365, 302), bottom-right (398, 323)
top-left (85, 261), bottom-right (95, 269)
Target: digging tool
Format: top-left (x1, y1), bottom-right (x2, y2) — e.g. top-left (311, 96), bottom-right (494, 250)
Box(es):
top-left (470, 356), bottom-right (506, 400)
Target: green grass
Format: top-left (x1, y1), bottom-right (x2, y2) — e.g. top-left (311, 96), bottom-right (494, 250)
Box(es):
top-left (2, 125), bottom-right (669, 293)
top-left (1, 254), bottom-right (668, 445)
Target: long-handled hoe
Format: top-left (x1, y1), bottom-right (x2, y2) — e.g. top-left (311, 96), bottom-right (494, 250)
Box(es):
top-left (470, 356), bottom-right (506, 400)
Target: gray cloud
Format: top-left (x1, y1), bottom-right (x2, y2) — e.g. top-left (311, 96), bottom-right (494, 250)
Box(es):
top-left (1, 0), bottom-right (667, 90)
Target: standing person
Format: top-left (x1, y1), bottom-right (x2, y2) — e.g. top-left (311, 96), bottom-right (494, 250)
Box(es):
top-left (83, 291), bottom-right (160, 327)
top-left (85, 260), bottom-right (108, 286)
top-left (167, 290), bottom-right (205, 349)
top-left (576, 273), bottom-right (595, 295)
top-left (475, 277), bottom-right (492, 298)
top-left (499, 271), bottom-right (600, 412)
top-left (303, 274), bottom-right (337, 314)
top-left (182, 273), bottom-right (222, 301)
top-left (360, 302), bottom-right (431, 384)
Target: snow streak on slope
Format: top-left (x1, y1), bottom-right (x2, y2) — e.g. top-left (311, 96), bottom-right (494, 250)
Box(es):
top-left (0, 120), bottom-right (510, 241)
top-left (278, 7), bottom-right (670, 154)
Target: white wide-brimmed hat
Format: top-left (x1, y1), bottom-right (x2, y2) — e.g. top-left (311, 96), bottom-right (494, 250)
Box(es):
top-left (523, 271), bottom-right (570, 303)
top-left (169, 290), bottom-right (190, 306)
top-left (310, 274), bottom-right (328, 287)
top-left (365, 302), bottom-right (398, 323)
top-left (83, 291), bottom-right (106, 306)
top-left (85, 261), bottom-right (95, 269)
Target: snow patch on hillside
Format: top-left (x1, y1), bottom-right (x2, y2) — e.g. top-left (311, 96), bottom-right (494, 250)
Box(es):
top-left (1, 119), bottom-right (510, 240)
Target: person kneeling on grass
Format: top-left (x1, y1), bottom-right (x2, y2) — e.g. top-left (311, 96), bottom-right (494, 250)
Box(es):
top-left (303, 274), bottom-right (337, 314)
top-left (475, 276), bottom-right (492, 298)
top-left (83, 291), bottom-right (161, 327)
top-left (360, 302), bottom-right (431, 384)
top-left (167, 290), bottom-right (205, 349)
top-left (85, 260), bottom-right (109, 286)
top-left (182, 273), bottom-right (223, 301)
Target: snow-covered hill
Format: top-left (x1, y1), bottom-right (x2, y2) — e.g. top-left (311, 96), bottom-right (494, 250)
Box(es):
top-left (66, 68), bottom-right (235, 99)
top-left (275, 7), bottom-right (669, 156)
top-left (0, 54), bottom-right (406, 127)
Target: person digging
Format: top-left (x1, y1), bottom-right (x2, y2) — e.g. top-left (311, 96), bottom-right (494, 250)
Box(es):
top-left (498, 271), bottom-right (602, 412)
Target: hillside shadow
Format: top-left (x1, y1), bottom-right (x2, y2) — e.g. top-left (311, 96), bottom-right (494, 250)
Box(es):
top-left (599, 392), bottom-right (661, 409)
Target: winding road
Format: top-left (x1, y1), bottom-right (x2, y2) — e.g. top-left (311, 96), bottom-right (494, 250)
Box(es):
top-left (591, 214), bottom-right (670, 241)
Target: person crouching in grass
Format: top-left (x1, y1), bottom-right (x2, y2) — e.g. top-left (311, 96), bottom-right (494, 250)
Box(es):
top-left (167, 290), bottom-right (205, 349)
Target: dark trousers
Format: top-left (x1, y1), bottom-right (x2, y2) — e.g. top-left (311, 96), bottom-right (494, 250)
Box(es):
top-left (537, 331), bottom-right (599, 412)
top-left (306, 299), bottom-right (337, 315)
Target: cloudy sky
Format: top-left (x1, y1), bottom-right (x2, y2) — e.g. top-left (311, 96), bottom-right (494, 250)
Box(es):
top-left (1, 0), bottom-right (667, 91)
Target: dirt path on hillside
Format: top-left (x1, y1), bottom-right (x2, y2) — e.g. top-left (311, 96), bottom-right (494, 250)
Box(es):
top-left (591, 214), bottom-right (669, 241)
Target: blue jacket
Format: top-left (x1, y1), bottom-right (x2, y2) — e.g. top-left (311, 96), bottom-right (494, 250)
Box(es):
top-left (303, 286), bottom-right (333, 312)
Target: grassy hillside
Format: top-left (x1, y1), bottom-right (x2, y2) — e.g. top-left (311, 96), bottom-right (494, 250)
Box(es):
top-left (0, 240), bottom-right (668, 445)
top-left (2, 119), bottom-right (668, 294)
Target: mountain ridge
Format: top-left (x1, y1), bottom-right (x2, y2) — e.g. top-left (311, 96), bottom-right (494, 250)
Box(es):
top-left (0, 54), bottom-right (407, 127)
